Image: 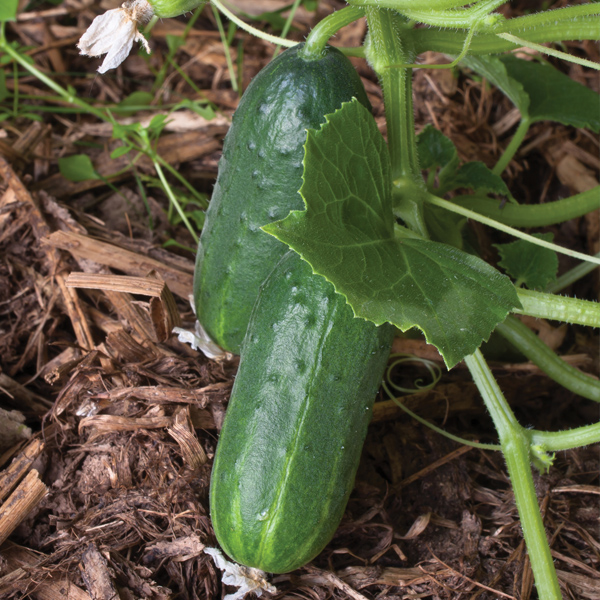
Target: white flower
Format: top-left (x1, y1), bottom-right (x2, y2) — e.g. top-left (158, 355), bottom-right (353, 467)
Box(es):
top-left (204, 548), bottom-right (277, 600)
top-left (78, 0), bottom-right (154, 74)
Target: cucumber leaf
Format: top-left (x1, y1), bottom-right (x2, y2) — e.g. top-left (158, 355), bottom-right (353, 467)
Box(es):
top-left (264, 100), bottom-right (520, 368)
top-left (416, 125), bottom-right (510, 197)
top-left (495, 233), bottom-right (558, 290)
top-left (500, 55), bottom-right (600, 131)
top-left (463, 55), bottom-right (600, 131)
top-left (461, 55), bottom-right (530, 116)
top-left (446, 161), bottom-right (511, 197)
top-left (417, 123), bottom-right (457, 170)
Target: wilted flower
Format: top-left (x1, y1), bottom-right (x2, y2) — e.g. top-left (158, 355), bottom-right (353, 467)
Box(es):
top-left (78, 0), bottom-right (154, 74)
top-left (204, 547), bottom-right (277, 600)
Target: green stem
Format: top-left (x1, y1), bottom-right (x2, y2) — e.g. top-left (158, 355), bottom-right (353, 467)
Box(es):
top-left (546, 252), bottom-right (600, 294)
top-left (212, 4), bottom-right (238, 93)
top-left (425, 194), bottom-right (600, 266)
top-left (497, 315), bottom-right (600, 403)
top-left (451, 187), bottom-right (600, 228)
top-left (210, 0), bottom-right (297, 48)
top-left (493, 3), bottom-right (600, 36)
top-left (396, 0), bottom-right (507, 29)
top-left (493, 117), bottom-right (530, 176)
top-left (12, 54), bottom-right (18, 117)
top-left (149, 0), bottom-right (206, 19)
top-left (350, 0), bottom-right (476, 10)
top-left (156, 155), bottom-right (208, 209)
top-left (411, 10), bottom-right (600, 56)
top-left (154, 159), bottom-right (199, 243)
top-left (529, 422), bottom-right (600, 452)
top-left (515, 288), bottom-right (600, 328)
top-left (301, 6), bottom-right (365, 60)
top-left (365, 9), bottom-right (428, 237)
top-left (365, 9), bottom-right (419, 181)
top-left (465, 350), bottom-right (562, 600)
top-left (497, 33), bottom-right (600, 71)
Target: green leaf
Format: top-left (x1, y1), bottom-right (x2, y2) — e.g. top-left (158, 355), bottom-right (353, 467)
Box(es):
top-left (112, 121), bottom-right (142, 141)
top-left (500, 55), bottom-right (600, 131)
top-left (149, 113), bottom-right (169, 132)
top-left (264, 100), bottom-right (520, 368)
top-left (115, 91), bottom-right (154, 114)
top-left (173, 98), bottom-right (216, 120)
top-left (495, 233), bottom-right (558, 290)
top-left (416, 126), bottom-right (511, 198)
top-left (461, 55), bottom-right (530, 116)
top-left (302, 0), bottom-right (318, 11)
top-left (444, 161), bottom-right (511, 197)
top-left (110, 145), bottom-right (133, 159)
top-left (58, 154), bottom-right (100, 182)
top-left (417, 124), bottom-right (457, 170)
top-left (0, 0), bottom-right (18, 21)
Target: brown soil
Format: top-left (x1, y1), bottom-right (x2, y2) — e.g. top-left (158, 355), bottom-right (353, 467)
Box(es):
top-left (0, 1), bottom-right (598, 599)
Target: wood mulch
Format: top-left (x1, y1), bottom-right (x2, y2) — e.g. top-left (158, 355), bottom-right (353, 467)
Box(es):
top-left (0, 1), bottom-right (598, 599)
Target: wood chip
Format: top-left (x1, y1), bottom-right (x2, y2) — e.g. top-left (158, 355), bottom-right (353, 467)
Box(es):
top-left (44, 231), bottom-right (193, 299)
top-left (79, 543), bottom-right (119, 600)
top-left (78, 414), bottom-right (174, 436)
top-left (168, 407), bottom-right (207, 468)
top-left (67, 272), bottom-right (181, 342)
top-left (0, 438), bottom-right (44, 504)
top-left (0, 469), bottom-right (47, 547)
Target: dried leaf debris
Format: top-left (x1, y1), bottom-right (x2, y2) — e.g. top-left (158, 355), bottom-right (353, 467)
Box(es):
top-left (0, 1), bottom-right (599, 599)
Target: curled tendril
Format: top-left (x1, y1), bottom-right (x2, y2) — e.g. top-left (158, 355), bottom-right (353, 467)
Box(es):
top-left (385, 352), bottom-right (442, 394)
top-left (381, 354), bottom-right (501, 451)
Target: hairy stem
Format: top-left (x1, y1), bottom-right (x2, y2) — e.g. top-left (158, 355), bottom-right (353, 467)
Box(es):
top-left (497, 316), bottom-right (600, 403)
top-left (425, 194), bottom-right (600, 266)
top-left (465, 350), bottom-right (562, 600)
top-left (365, 9), bottom-right (419, 181)
top-left (529, 422), bottom-right (600, 452)
top-left (301, 6), bottom-right (365, 60)
top-left (451, 187), bottom-right (600, 228)
top-left (515, 288), bottom-right (600, 328)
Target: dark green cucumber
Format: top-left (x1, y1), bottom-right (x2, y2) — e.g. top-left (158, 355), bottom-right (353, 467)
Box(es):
top-left (210, 251), bottom-right (393, 573)
top-left (194, 43), bottom-right (371, 354)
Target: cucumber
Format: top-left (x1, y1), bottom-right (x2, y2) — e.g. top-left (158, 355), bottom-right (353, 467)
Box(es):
top-left (194, 43), bottom-right (371, 354)
top-left (210, 251), bottom-right (393, 573)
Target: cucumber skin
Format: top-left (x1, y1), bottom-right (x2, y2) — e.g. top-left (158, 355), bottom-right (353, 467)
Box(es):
top-left (194, 43), bottom-right (371, 354)
top-left (210, 252), bottom-right (394, 574)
